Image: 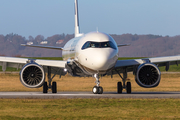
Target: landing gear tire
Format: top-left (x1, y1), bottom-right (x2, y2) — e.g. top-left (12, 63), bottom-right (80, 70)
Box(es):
top-left (43, 82), bottom-right (48, 93)
top-left (117, 82), bottom-right (122, 94)
top-left (52, 82), bottom-right (57, 93)
top-left (126, 82), bottom-right (131, 94)
top-left (92, 86), bottom-right (99, 94)
top-left (92, 86), bottom-right (103, 94)
top-left (98, 86), bottom-right (103, 94)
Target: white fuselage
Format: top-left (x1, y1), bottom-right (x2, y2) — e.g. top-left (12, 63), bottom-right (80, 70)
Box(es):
top-left (62, 32), bottom-right (118, 75)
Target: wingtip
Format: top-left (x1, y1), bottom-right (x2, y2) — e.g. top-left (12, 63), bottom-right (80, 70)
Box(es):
top-left (117, 44), bottom-right (131, 47)
top-left (21, 44), bottom-right (26, 46)
top-left (127, 44), bottom-right (131, 46)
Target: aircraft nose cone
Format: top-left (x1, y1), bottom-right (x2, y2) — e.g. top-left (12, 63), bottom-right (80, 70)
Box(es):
top-left (91, 50), bottom-right (113, 70)
top-left (93, 55), bottom-right (108, 69)
top-left (79, 49), bottom-right (118, 73)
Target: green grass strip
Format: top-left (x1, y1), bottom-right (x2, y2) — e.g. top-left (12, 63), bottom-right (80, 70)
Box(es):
top-left (0, 98), bottom-right (179, 119)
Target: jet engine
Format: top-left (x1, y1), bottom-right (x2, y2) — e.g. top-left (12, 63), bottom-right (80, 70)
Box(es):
top-left (20, 63), bottom-right (45, 88)
top-left (135, 63), bottom-right (161, 88)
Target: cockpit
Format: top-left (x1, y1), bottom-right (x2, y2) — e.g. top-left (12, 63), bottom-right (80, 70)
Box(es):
top-left (81, 41), bottom-right (117, 50)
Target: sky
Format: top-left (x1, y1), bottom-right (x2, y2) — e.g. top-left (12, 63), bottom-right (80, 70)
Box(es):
top-left (0, 0), bottom-right (180, 39)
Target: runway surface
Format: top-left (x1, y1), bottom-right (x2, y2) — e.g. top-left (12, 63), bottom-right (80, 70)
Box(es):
top-left (1, 91), bottom-right (180, 99)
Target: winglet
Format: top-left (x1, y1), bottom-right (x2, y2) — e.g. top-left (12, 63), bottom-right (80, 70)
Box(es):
top-left (74, 0), bottom-right (83, 37)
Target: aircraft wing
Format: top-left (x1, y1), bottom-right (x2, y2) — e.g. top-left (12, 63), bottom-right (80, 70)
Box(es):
top-left (114, 55), bottom-right (180, 74)
top-left (21, 44), bottom-right (63, 50)
top-left (0, 56), bottom-right (66, 75)
top-left (117, 44), bottom-right (130, 47)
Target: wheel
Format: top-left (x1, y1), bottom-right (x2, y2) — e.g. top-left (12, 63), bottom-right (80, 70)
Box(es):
top-left (52, 82), bottom-right (57, 93)
top-left (117, 82), bottom-right (122, 93)
top-left (92, 86), bottom-right (99, 94)
top-left (43, 82), bottom-right (48, 93)
top-left (98, 86), bottom-right (103, 94)
top-left (126, 82), bottom-right (131, 94)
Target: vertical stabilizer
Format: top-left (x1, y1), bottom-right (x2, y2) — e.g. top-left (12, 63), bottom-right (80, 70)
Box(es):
top-left (75, 0), bottom-right (79, 37)
top-left (74, 0), bottom-right (83, 37)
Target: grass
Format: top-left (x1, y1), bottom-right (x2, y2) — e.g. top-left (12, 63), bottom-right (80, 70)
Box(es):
top-left (1, 73), bottom-right (180, 92)
top-left (0, 98), bottom-right (180, 119)
top-left (0, 72), bottom-right (180, 119)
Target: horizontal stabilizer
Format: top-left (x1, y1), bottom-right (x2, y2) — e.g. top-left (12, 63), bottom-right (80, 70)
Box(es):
top-left (21, 44), bottom-right (63, 50)
top-left (117, 44), bottom-right (130, 47)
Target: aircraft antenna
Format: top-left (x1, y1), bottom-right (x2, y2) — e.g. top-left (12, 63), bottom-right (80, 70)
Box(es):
top-left (96, 27), bottom-right (99, 32)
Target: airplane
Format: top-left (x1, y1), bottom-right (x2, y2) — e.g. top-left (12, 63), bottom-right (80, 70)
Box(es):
top-left (0, 0), bottom-right (180, 94)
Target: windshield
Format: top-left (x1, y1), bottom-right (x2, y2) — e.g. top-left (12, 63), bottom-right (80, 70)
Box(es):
top-left (82, 41), bottom-right (117, 50)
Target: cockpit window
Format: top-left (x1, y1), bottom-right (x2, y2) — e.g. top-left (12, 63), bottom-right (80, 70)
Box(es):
top-left (101, 42), bottom-right (111, 48)
top-left (90, 42), bottom-right (100, 48)
top-left (82, 41), bottom-right (116, 50)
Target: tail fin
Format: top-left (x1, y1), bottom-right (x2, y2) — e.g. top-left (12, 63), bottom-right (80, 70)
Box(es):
top-left (74, 0), bottom-right (83, 37)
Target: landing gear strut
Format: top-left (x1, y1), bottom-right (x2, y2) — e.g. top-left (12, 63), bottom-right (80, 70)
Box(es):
top-left (92, 74), bottom-right (103, 94)
top-left (116, 69), bottom-right (132, 94)
top-left (43, 66), bottom-right (57, 93)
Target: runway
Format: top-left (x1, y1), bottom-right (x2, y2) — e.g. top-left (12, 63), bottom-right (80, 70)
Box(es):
top-left (0, 91), bottom-right (180, 99)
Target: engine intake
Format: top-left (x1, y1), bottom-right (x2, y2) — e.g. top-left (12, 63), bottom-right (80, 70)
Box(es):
top-left (135, 63), bottom-right (161, 88)
top-left (20, 63), bottom-right (45, 88)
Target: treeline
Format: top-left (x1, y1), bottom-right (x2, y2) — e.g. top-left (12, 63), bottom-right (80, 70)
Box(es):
top-left (0, 33), bottom-right (180, 57)
top-left (111, 34), bottom-right (180, 57)
top-left (0, 33), bottom-right (73, 57)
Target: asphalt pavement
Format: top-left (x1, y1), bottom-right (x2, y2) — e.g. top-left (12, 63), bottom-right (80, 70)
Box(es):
top-left (0, 91), bottom-right (180, 99)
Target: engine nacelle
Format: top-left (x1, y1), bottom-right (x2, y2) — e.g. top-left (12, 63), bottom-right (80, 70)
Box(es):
top-left (20, 63), bottom-right (45, 88)
top-left (135, 63), bottom-right (161, 88)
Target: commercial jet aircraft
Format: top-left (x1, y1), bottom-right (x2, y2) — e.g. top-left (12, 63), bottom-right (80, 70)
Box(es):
top-left (0, 0), bottom-right (180, 94)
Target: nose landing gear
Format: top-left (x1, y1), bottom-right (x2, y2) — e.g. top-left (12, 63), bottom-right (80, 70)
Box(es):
top-left (92, 86), bottom-right (103, 94)
top-left (92, 74), bottom-right (103, 94)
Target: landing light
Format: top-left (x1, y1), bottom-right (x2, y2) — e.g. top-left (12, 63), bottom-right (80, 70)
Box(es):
top-left (64, 68), bottom-right (67, 72)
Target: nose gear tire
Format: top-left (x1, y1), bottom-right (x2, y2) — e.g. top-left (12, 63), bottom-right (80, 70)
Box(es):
top-left (98, 86), bottom-right (103, 94)
top-left (92, 86), bottom-right (99, 94)
top-left (92, 86), bottom-right (103, 94)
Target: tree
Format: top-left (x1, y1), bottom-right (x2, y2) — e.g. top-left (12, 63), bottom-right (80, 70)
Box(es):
top-left (35, 35), bottom-right (44, 44)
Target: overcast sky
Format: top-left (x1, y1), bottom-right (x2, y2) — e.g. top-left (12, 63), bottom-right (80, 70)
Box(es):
top-left (0, 0), bottom-right (180, 38)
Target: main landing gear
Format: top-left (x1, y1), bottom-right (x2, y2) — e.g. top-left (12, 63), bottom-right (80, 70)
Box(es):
top-left (43, 66), bottom-right (57, 93)
top-left (92, 74), bottom-right (103, 94)
top-left (116, 70), bottom-right (132, 94)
